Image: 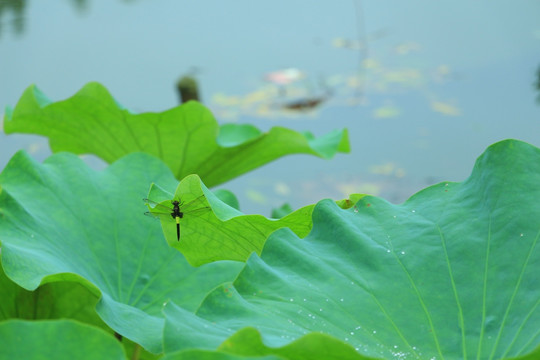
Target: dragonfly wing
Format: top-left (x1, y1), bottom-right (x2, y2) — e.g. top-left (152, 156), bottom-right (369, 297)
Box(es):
top-left (178, 194), bottom-right (208, 212)
top-left (144, 197), bottom-right (211, 220)
top-left (143, 198), bottom-right (175, 215)
top-left (144, 211), bottom-right (170, 219)
top-left (183, 206), bottom-right (211, 216)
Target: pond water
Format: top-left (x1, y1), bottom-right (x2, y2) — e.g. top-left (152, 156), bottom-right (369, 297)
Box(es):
top-left (1, 0), bottom-right (540, 214)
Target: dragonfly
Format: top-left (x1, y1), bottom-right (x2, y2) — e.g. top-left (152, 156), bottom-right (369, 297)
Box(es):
top-left (143, 195), bottom-right (209, 241)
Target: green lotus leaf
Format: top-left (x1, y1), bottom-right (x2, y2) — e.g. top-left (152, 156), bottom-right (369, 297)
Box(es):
top-left (0, 258), bottom-right (161, 359)
top-left (0, 319), bottom-right (126, 360)
top-left (217, 327), bottom-right (377, 360)
top-left (213, 189), bottom-right (240, 210)
top-left (0, 257), bottom-right (107, 327)
top-left (270, 203), bottom-right (294, 219)
top-left (163, 323), bottom-right (376, 360)
top-left (161, 139), bottom-right (540, 359)
top-left (0, 151), bottom-right (243, 353)
top-left (163, 348), bottom-right (282, 360)
top-left (4, 82), bottom-right (350, 187)
top-left (145, 175), bottom-right (316, 266)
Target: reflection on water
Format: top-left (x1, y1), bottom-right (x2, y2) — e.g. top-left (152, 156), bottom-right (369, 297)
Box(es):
top-left (536, 64), bottom-right (540, 104)
top-left (0, 0), bottom-right (137, 37)
top-left (0, 0), bottom-right (25, 36)
top-left (210, 43), bottom-right (461, 121)
top-left (2, 1), bottom-right (540, 214)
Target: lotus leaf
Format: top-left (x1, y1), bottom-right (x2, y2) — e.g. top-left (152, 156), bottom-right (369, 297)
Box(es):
top-left (4, 83), bottom-right (349, 187)
top-left (161, 140), bottom-right (540, 360)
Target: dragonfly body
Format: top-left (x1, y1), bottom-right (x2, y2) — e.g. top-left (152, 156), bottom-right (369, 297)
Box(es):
top-left (143, 196), bottom-right (208, 241)
top-left (170, 200), bottom-right (183, 240)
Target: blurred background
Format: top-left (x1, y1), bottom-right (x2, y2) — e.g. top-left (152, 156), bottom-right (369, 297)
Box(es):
top-left (1, 0), bottom-right (540, 214)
